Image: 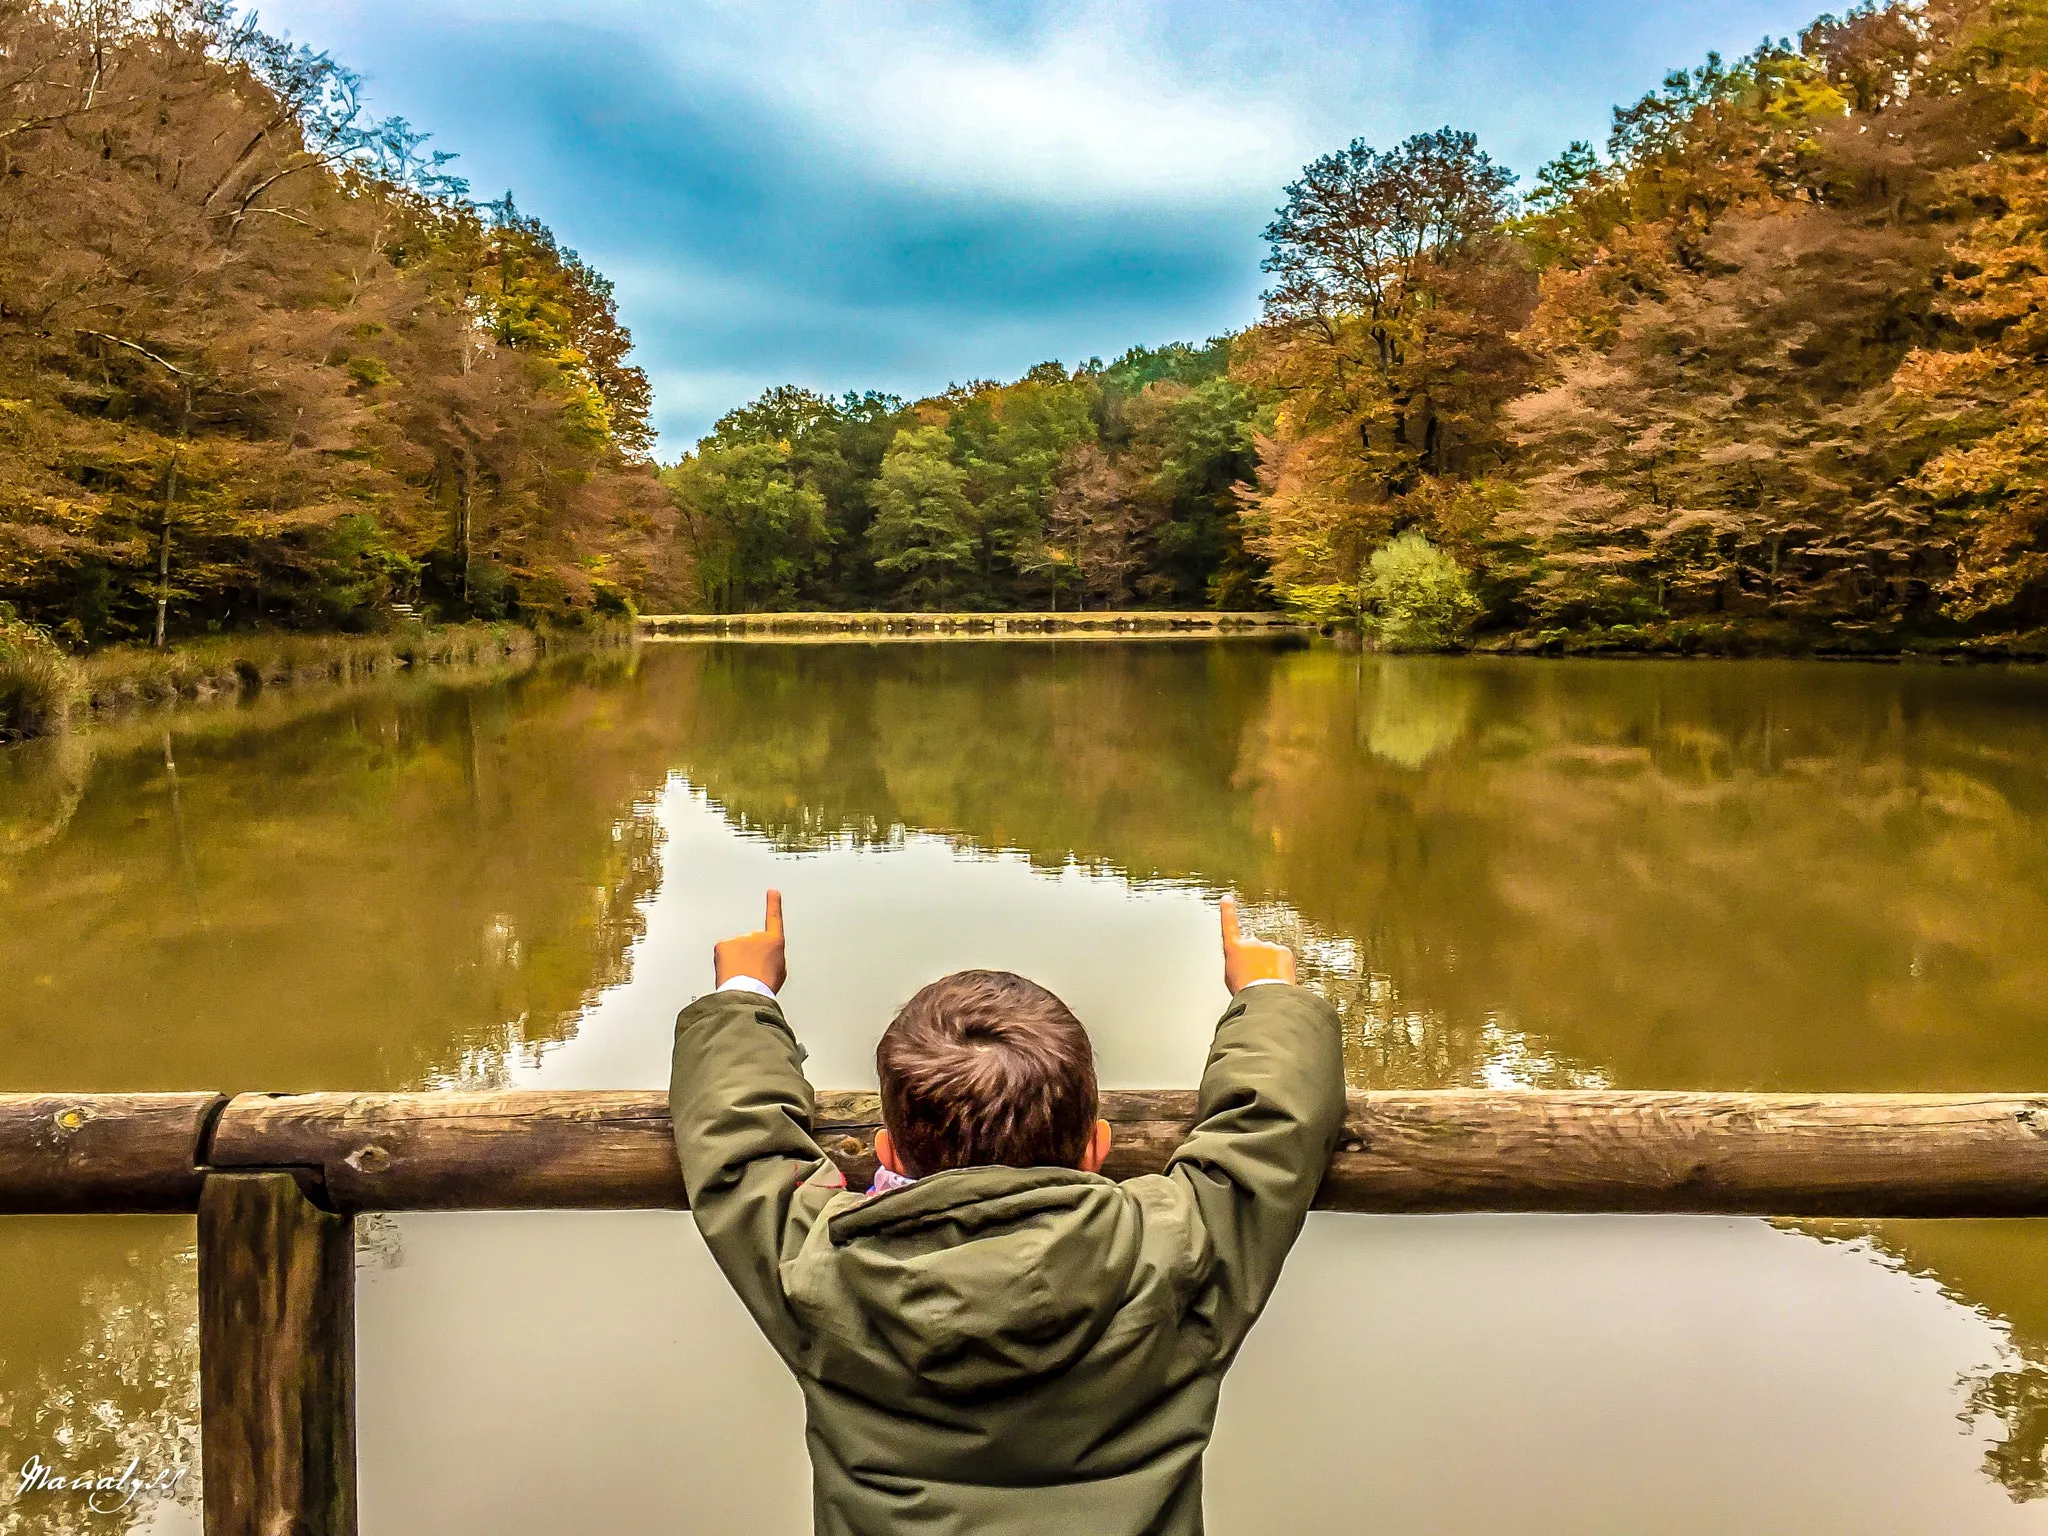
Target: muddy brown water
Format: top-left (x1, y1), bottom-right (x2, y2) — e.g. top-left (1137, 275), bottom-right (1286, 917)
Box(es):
top-left (3, 638), bottom-right (2047, 1534)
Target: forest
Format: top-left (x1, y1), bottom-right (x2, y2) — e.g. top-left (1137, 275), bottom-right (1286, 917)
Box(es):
top-left (670, 0), bottom-right (2048, 650)
top-left (4, 0), bottom-right (2048, 653)
top-left (0, 0), bottom-right (674, 655)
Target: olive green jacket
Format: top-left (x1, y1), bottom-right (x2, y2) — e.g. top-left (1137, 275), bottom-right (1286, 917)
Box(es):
top-left (669, 983), bottom-right (1345, 1536)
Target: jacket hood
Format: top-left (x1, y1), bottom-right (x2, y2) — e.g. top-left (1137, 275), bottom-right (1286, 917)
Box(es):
top-left (785, 1165), bottom-right (1141, 1402)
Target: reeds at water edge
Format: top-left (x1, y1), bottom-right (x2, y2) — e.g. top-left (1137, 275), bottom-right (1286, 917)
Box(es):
top-left (0, 644), bottom-right (75, 741)
top-left (0, 621), bottom-right (631, 742)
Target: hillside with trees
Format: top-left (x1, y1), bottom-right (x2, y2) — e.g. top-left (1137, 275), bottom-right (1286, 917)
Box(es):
top-left (663, 343), bottom-right (1267, 614)
top-left (672, 0), bottom-right (2048, 651)
top-left (0, 0), bottom-right (673, 650)
top-left (6, 0), bottom-right (2048, 653)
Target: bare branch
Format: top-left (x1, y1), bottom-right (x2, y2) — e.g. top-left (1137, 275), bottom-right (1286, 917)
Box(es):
top-left (75, 329), bottom-right (193, 378)
top-left (0, 99), bottom-right (137, 141)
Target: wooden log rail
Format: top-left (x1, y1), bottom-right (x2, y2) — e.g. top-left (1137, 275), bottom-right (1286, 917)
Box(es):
top-left (9, 1089), bottom-right (2048, 1219)
top-left (5, 1086), bottom-right (2048, 1536)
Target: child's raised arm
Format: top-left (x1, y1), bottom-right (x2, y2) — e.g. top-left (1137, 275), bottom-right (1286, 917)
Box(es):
top-left (669, 890), bottom-right (835, 1363)
top-left (1155, 899), bottom-right (1346, 1351)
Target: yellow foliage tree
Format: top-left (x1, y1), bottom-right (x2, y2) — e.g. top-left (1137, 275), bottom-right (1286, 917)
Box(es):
top-left (1894, 62), bottom-right (2048, 623)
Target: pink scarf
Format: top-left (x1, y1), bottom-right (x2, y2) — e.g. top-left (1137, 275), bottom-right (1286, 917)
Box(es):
top-left (866, 1165), bottom-right (917, 1197)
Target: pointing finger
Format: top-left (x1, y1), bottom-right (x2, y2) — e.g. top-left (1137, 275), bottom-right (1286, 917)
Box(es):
top-left (1220, 896), bottom-right (1240, 946)
top-left (764, 888), bottom-right (784, 938)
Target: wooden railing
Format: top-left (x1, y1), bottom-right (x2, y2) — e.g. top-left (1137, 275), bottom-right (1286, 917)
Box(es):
top-left (7, 1087), bottom-right (2048, 1534)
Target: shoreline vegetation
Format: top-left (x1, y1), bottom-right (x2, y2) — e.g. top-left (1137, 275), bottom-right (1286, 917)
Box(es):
top-left (5, 3), bottom-right (2048, 675)
top-left (636, 609), bottom-right (2046, 661)
top-left (0, 621), bottom-right (630, 743)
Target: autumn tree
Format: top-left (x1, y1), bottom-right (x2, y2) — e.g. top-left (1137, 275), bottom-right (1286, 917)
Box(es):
top-left (1502, 10), bottom-right (2009, 638)
top-left (1889, 2), bottom-right (2048, 627)
top-left (1235, 128), bottom-right (1535, 615)
top-left (0, 0), bottom-right (671, 645)
top-left (1045, 443), bottom-right (1155, 608)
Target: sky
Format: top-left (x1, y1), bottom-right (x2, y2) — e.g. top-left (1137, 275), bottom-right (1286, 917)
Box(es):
top-left (254, 0), bottom-right (1826, 456)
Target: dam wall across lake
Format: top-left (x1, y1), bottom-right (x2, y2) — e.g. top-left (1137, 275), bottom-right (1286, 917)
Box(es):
top-left (637, 610), bottom-right (1309, 635)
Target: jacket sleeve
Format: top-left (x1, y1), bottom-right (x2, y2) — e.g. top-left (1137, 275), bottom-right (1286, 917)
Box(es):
top-left (669, 989), bottom-right (840, 1363)
top-left (1164, 982), bottom-right (1346, 1352)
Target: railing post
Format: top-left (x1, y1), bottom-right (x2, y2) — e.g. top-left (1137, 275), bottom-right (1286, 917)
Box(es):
top-left (198, 1171), bottom-right (357, 1536)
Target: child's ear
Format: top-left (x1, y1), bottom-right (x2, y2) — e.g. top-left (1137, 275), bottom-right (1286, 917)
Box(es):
top-left (1080, 1119), bottom-right (1113, 1174)
top-left (875, 1128), bottom-right (903, 1175)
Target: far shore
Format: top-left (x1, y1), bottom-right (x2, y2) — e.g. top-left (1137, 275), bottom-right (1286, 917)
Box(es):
top-left (636, 611), bottom-right (2047, 661)
top-left (637, 611), bottom-right (1305, 635)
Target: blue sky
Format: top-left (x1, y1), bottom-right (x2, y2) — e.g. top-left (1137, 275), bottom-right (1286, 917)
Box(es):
top-left (257, 0), bottom-right (1824, 455)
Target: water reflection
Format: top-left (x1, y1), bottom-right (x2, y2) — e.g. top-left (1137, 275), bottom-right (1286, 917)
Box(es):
top-left (0, 653), bottom-right (662, 1093)
top-left (653, 646), bottom-right (2048, 1091)
top-left (3, 640), bottom-right (2047, 1529)
top-left (0, 1220), bottom-right (198, 1536)
top-left (1362, 655), bottom-right (1479, 769)
top-left (1809, 1219), bottom-right (2048, 1503)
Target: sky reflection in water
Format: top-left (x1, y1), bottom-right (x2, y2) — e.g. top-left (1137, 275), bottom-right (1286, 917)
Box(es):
top-left (2, 640), bottom-right (2046, 1532)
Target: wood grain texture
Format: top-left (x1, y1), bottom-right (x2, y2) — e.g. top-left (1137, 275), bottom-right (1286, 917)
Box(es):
top-left (1319, 1090), bottom-right (2048, 1215)
top-left (207, 1091), bottom-right (688, 1210)
top-left (199, 1172), bottom-right (356, 1536)
top-left (0, 1093), bottom-right (223, 1212)
top-left (204, 1088), bottom-right (2048, 1217)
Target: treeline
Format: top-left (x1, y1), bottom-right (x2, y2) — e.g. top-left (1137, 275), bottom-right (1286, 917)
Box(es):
top-left (8, 0), bottom-right (2048, 649)
top-left (0, 0), bottom-right (675, 649)
top-left (679, 0), bottom-right (2048, 646)
top-left (664, 344), bottom-right (1267, 612)
top-left (1243, 0), bottom-right (2048, 647)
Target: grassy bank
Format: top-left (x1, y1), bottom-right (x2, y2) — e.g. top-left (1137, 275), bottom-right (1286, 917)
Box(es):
top-left (0, 623), bottom-right (633, 743)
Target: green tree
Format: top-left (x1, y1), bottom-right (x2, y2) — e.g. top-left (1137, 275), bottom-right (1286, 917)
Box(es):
top-left (949, 367), bottom-right (1098, 599)
top-left (868, 426), bottom-right (976, 607)
top-left (663, 443), bottom-right (827, 611)
top-left (696, 386), bottom-right (913, 607)
top-left (1365, 533), bottom-right (1483, 650)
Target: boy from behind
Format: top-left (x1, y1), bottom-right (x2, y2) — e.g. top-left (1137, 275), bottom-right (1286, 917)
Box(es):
top-left (670, 890), bottom-right (1345, 1536)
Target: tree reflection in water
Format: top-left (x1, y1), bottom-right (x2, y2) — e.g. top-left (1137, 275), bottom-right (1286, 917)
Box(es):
top-left (5, 639), bottom-right (2048, 1518)
top-left (1966, 1364), bottom-right (2048, 1501)
top-left (0, 1221), bottom-right (199, 1535)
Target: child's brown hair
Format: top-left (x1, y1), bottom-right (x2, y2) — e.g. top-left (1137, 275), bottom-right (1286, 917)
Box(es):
top-left (875, 969), bottom-right (1098, 1176)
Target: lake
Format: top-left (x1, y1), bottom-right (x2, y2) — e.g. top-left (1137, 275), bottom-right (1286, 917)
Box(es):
top-left (3, 637), bottom-right (2047, 1534)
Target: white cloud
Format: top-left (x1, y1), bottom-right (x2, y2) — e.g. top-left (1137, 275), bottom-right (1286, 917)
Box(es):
top-left (711, 1), bottom-right (1313, 206)
top-left (264, 0), bottom-right (1336, 206)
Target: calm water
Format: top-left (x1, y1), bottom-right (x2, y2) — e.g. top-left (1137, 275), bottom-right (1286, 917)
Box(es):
top-left (3, 639), bottom-right (2047, 1534)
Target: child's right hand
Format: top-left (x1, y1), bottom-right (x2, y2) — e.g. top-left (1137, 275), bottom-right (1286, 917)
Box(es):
top-left (714, 889), bottom-right (787, 993)
top-left (1220, 896), bottom-right (1296, 993)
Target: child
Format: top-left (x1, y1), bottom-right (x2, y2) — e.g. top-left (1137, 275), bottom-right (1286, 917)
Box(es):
top-left (669, 889), bottom-right (1346, 1536)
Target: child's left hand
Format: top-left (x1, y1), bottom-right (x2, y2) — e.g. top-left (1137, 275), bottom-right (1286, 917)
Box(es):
top-left (714, 889), bottom-right (787, 993)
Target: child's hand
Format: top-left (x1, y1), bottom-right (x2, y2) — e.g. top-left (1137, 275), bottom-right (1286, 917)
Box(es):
top-left (714, 889), bottom-right (787, 993)
top-left (1220, 896), bottom-right (1295, 993)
